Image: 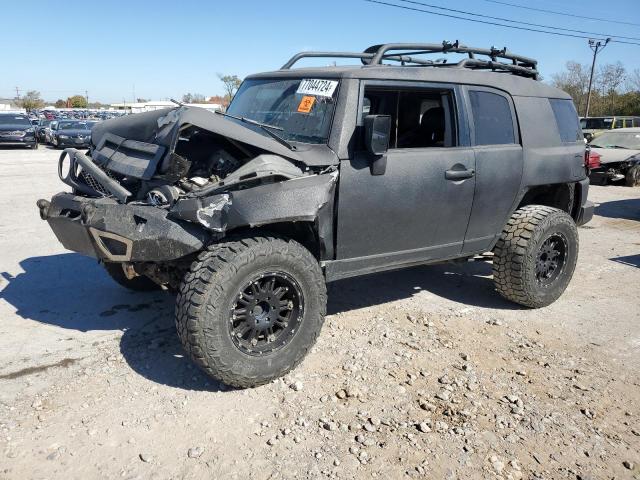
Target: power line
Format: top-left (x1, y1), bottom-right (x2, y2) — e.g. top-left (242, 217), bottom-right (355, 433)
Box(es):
top-left (364, 0), bottom-right (640, 46)
top-left (481, 0), bottom-right (640, 28)
top-left (395, 0), bottom-right (640, 42)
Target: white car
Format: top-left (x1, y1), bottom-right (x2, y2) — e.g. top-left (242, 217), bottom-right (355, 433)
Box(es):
top-left (588, 128), bottom-right (640, 187)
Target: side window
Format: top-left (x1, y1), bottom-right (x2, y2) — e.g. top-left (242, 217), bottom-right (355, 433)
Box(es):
top-left (549, 99), bottom-right (582, 143)
top-left (362, 87), bottom-right (457, 149)
top-left (469, 90), bottom-right (516, 146)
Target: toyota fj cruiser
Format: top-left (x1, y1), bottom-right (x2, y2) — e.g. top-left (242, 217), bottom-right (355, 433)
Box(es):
top-left (37, 42), bottom-right (593, 388)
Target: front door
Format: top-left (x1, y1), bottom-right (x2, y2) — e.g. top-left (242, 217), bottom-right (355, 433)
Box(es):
top-left (334, 82), bottom-right (476, 276)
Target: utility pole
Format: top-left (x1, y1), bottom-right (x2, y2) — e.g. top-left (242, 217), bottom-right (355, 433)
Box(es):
top-left (85, 90), bottom-right (89, 107)
top-left (14, 87), bottom-right (20, 99)
top-left (584, 38), bottom-right (610, 118)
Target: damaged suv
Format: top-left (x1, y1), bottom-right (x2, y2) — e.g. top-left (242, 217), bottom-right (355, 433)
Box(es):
top-left (37, 42), bottom-right (593, 388)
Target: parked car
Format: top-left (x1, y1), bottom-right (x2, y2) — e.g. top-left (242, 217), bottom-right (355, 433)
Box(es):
top-left (0, 113), bottom-right (38, 148)
top-left (37, 42), bottom-right (592, 388)
top-left (588, 128), bottom-right (640, 186)
top-left (36, 119), bottom-right (53, 143)
top-left (50, 120), bottom-right (97, 148)
top-left (580, 116), bottom-right (640, 142)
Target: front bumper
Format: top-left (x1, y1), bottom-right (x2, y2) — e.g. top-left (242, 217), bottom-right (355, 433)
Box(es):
top-left (57, 137), bottom-right (91, 147)
top-left (0, 135), bottom-right (36, 146)
top-left (37, 193), bottom-right (209, 262)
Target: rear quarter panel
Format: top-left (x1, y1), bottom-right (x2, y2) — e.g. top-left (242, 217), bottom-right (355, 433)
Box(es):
top-left (514, 96), bottom-right (586, 190)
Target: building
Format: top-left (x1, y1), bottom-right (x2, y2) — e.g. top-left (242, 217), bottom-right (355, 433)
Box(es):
top-left (109, 100), bottom-right (222, 114)
top-left (0, 98), bottom-right (23, 112)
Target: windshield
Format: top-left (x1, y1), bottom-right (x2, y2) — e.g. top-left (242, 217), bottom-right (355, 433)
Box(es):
top-left (58, 121), bottom-right (95, 130)
top-left (580, 117), bottom-right (613, 129)
top-left (226, 78), bottom-right (339, 144)
top-left (0, 115), bottom-right (31, 126)
top-left (591, 131), bottom-right (640, 150)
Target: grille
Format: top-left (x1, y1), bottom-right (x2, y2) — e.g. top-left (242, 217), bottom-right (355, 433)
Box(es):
top-left (79, 170), bottom-right (109, 195)
top-left (77, 166), bottom-right (132, 197)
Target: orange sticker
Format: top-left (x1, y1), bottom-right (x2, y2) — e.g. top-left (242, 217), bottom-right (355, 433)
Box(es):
top-left (297, 95), bottom-right (316, 113)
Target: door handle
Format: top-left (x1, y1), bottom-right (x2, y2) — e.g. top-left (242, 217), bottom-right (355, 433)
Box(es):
top-left (445, 168), bottom-right (475, 180)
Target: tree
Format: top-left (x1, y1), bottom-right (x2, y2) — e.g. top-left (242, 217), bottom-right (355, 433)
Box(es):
top-left (551, 62), bottom-right (590, 114)
top-left (182, 93), bottom-right (193, 103)
top-left (19, 90), bottom-right (44, 111)
top-left (67, 95), bottom-right (88, 108)
top-left (626, 69), bottom-right (640, 93)
top-left (54, 99), bottom-right (66, 108)
top-left (136, 98), bottom-right (149, 103)
top-left (597, 62), bottom-right (625, 113)
top-left (551, 61), bottom-right (639, 117)
top-left (218, 74), bottom-right (242, 103)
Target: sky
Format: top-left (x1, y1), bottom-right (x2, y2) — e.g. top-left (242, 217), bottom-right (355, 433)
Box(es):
top-left (2, 0), bottom-right (639, 104)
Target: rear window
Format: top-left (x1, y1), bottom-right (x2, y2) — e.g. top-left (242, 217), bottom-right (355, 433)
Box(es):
top-left (549, 99), bottom-right (581, 143)
top-left (469, 90), bottom-right (516, 146)
top-left (580, 117), bottom-right (613, 129)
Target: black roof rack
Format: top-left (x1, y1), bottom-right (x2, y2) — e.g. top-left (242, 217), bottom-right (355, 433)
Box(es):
top-left (281, 41), bottom-right (539, 79)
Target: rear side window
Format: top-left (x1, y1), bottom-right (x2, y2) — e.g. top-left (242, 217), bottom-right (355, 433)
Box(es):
top-left (549, 99), bottom-right (581, 143)
top-left (469, 90), bottom-right (516, 145)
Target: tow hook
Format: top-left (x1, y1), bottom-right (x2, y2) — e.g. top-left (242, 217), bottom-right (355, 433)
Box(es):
top-left (36, 199), bottom-right (51, 220)
top-left (122, 263), bottom-right (139, 280)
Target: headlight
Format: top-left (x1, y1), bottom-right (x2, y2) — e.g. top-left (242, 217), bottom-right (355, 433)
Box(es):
top-left (59, 135), bottom-right (69, 139)
top-left (26, 127), bottom-right (35, 133)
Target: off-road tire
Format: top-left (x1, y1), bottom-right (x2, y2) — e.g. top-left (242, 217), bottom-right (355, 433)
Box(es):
top-left (175, 236), bottom-right (327, 388)
top-left (625, 165), bottom-right (640, 187)
top-left (103, 262), bottom-right (161, 291)
top-left (492, 205), bottom-right (579, 308)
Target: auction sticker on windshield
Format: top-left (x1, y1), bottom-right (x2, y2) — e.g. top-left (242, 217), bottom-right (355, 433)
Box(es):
top-left (296, 79), bottom-right (338, 98)
top-left (297, 96), bottom-right (316, 113)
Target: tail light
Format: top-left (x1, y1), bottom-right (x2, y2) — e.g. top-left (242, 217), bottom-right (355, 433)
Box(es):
top-left (585, 150), bottom-right (601, 169)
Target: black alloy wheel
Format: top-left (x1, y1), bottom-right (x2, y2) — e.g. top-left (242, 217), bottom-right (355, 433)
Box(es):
top-left (535, 233), bottom-right (567, 287)
top-left (229, 271), bottom-right (304, 355)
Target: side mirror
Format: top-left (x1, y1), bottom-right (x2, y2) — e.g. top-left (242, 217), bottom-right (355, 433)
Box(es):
top-left (364, 115), bottom-right (391, 155)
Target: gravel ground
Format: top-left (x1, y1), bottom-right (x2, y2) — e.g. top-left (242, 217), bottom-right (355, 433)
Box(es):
top-left (0, 146), bottom-right (639, 479)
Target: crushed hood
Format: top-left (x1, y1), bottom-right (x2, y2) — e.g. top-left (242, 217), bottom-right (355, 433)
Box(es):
top-left (91, 106), bottom-right (312, 163)
top-left (591, 147), bottom-right (640, 165)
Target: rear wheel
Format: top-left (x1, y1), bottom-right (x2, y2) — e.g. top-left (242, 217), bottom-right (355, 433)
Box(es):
top-left (625, 165), bottom-right (640, 187)
top-left (492, 205), bottom-right (579, 308)
top-left (175, 235), bottom-right (326, 388)
top-left (103, 262), bottom-right (161, 291)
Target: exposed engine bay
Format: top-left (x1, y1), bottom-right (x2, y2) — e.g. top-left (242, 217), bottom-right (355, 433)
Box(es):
top-left (55, 106), bottom-right (337, 231)
top-left (38, 106), bottom-right (338, 275)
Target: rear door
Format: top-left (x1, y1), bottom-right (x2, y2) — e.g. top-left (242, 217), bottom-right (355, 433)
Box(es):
top-left (334, 81), bottom-right (476, 275)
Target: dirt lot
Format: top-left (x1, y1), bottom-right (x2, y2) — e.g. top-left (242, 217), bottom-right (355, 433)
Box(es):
top-left (0, 146), bottom-right (639, 480)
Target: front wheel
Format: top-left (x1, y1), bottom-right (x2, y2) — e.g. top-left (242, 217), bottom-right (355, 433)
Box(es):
top-left (625, 165), bottom-right (640, 187)
top-left (175, 236), bottom-right (326, 388)
top-left (492, 205), bottom-right (579, 308)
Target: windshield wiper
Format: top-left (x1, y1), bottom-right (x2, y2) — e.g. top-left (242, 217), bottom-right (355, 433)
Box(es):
top-left (215, 111), bottom-right (296, 151)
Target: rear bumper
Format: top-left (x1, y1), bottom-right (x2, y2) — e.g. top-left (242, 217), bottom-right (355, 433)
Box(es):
top-left (37, 193), bottom-right (209, 262)
top-left (577, 200), bottom-right (594, 226)
top-left (576, 178), bottom-right (593, 226)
